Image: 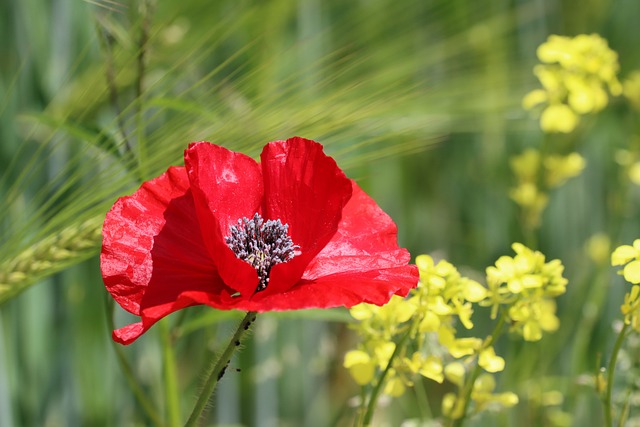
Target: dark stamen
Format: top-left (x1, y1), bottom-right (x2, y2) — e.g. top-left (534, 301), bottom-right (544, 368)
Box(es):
top-left (225, 213), bottom-right (299, 292)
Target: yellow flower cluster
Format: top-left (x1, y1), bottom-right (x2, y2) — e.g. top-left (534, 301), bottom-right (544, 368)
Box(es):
top-left (523, 34), bottom-right (622, 133)
top-left (344, 244), bottom-right (568, 421)
top-left (510, 148), bottom-right (586, 229)
top-left (484, 243), bottom-right (568, 341)
top-left (343, 295), bottom-right (439, 397)
top-left (611, 240), bottom-right (640, 331)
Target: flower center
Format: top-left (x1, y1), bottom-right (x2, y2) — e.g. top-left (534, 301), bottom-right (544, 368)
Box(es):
top-left (225, 213), bottom-right (299, 292)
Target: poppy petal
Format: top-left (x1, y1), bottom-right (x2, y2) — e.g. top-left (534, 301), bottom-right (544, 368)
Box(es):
top-left (101, 166), bottom-right (191, 316)
top-left (260, 137), bottom-right (353, 295)
top-left (113, 322), bottom-right (146, 345)
top-left (302, 181), bottom-right (415, 278)
top-left (184, 142), bottom-right (263, 297)
top-left (229, 266), bottom-right (418, 311)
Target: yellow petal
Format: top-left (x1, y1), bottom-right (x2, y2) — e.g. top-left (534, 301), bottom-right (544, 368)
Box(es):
top-left (479, 347), bottom-right (506, 373)
top-left (540, 104), bottom-right (579, 133)
top-left (623, 260), bottom-right (640, 284)
top-left (611, 245), bottom-right (637, 266)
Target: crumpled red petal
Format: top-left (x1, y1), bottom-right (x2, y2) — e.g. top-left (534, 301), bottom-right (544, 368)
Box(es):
top-left (184, 142), bottom-right (263, 297)
top-left (101, 166), bottom-right (191, 316)
top-left (260, 137), bottom-right (353, 296)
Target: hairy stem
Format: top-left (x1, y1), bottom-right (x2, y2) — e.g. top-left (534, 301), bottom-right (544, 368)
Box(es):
top-left (184, 311), bottom-right (257, 427)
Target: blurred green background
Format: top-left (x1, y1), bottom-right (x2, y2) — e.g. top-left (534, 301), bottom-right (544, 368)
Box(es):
top-left (2, 0), bottom-right (640, 426)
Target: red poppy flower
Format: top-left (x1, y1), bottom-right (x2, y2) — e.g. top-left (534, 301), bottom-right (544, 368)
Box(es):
top-left (101, 137), bottom-right (419, 344)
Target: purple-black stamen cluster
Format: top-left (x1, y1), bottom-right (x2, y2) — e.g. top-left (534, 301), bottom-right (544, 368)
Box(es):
top-left (225, 213), bottom-right (299, 292)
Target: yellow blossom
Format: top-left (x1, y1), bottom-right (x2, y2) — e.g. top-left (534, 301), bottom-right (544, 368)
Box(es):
top-left (621, 285), bottom-right (640, 331)
top-left (478, 346), bottom-right (506, 373)
top-left (383, 373), bottom-right (406, 397)
top-left (611, 240), bottom-right (640, 284)
top-left (624, 261), bottom-right (640, 284)
top-left (522, 89), bottom-right (548, 110)
top-left (404, 352), bottom-right (444, 383)
top-left (343, 350), bottom-right (376, 385)
top-left (444, 362), bottom-right (466, 387)
top-left (540, 104), bottom-right (579, 133)
top-left (524, 34), bottom-right (621, 133)
top-left (510, 148), bottom-right (541, 181)
top-left (442, 393), bottom-right (464, 420)
top-left (471, 374), bottom-right (519, 411)
top-left (544, 153), bottom-right (586, 187)
top-left (611, 241), bottom-right (640, 265)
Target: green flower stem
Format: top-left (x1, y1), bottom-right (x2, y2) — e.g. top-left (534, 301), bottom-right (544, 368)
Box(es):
top-left (160, 320), bottom-right (181, 427)
top-left (184, 311), bottom-right (257, 427)
top-left (451, 309), bottom-right (508, 427)
top-left (104, 297), bottom-right (163, 427)
top-left (361, 327), bottom-right (412, 427)
top-left (604, 322), bottom-right (630, 427)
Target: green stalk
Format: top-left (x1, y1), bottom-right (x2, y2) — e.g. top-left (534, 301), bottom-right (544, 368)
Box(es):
top-left (361, 328), bottom-right (411, 426)
top-left (451, 309), bottom-right (507, 427)
top-left (135, 0), bottom-right (154, 180)
top-left (160, 320), bottom-right (181, 427)
top-left (184, 311), bottom-right (257, 427)
top-left (604, 322), bottom-right (629, 427)
top-left (104, 297), bottom-right (164, 427)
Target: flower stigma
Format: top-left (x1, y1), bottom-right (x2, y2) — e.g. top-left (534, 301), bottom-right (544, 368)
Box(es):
top-left (225, 213), bottom-right (299, 292)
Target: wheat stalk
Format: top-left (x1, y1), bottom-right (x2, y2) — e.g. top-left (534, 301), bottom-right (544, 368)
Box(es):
top-left (0, 216), bottom-right (103, 304)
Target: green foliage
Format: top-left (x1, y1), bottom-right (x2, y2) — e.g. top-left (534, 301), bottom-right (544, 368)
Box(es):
top-left (2, 0), bottom-right (640, 426)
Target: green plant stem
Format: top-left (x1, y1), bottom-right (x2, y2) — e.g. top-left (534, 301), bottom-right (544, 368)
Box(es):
top-left (604, 322), bottom-right (629, 427)
top-left (184, 311), bottom-right (257, 427)
top-left (104, 297), bottom-right (164, 427)
top-left (94, 15), bottom-right (135, 160)
top-left (135, 0), bottom-right (154, 180)
top-left (451, 309), bottom-right (508, 427)
top-left (361, 328), bottom-right (412, 426)
top-left (160, 320), bottom-right (181, 427)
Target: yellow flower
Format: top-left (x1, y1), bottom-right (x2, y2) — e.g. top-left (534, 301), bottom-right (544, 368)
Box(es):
top-left (442, 393), bottom-right (464, 420)
top-left (478, 346), bottom-right (506, 373)
top-left (611, 240), bottom-right (640, 284)
top-left (510, 149), bottom-right (541, 181)
top-left (624, 261), bottom-right (640, 284)
top-left (471, 374), bottom-right (519, 411)
top-left (444, 362), bottom-right (466, 387)
top-left (383, 373), bottom-right (406, 397)
top-left (540, 104), bottom-right (579, 133)
top-left (523, 89), bottom-right (548, 110)
top-left (509, 299), bottom-right (560, 341)
top-left (404, 352), bottom-right (444, 383)
top-left (343, 350), bottom-right (376, 385)
top-left (544, 153), bottom-right (586, 187)
top-left (611, 240), bottom-right (640, 265)
top-left (525, 34), bottom-right (621, 133)
top-left (621, 285), bottom-right (640, 331)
